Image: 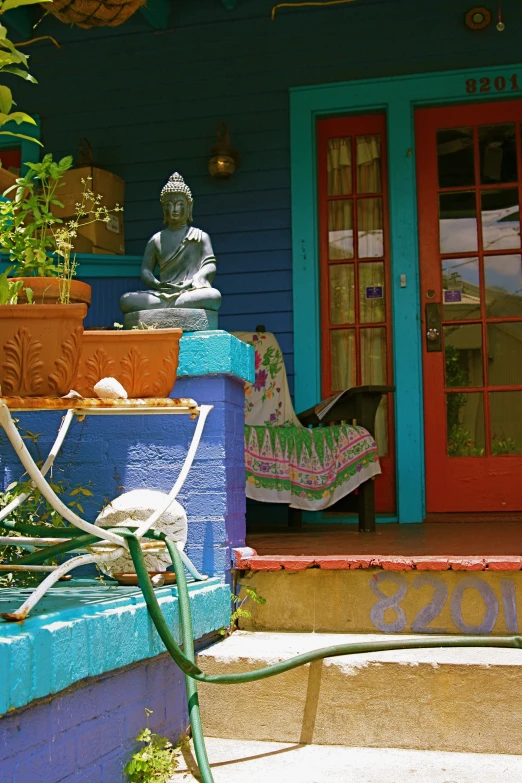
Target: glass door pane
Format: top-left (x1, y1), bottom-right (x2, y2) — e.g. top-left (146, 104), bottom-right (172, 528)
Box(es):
top-left (318, 114), bottom-right (393, 475)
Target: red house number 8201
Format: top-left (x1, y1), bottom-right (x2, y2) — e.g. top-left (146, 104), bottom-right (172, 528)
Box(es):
top-left (466, 74), bottom-right (520, 94)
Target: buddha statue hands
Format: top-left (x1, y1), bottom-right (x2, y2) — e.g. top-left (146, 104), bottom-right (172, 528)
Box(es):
top-left (120, 173), bottom-right (221, 316)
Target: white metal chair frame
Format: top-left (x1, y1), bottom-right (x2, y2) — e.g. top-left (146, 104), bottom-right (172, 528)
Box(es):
top-left (0, 398), bottom-right (213, 621)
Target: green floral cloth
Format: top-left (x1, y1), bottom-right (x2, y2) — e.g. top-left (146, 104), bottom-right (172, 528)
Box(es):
top-left (234, 332), bottom-right (381, 511)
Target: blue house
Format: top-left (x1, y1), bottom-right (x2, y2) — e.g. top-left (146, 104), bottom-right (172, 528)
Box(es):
top-left (2, 0), bottom-right (522, 779)
top-left (5, 0), bottom-right (520, 524)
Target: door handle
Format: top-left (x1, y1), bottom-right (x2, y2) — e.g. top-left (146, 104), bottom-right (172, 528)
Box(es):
top-left (425, 302), bottom-right (442, 352)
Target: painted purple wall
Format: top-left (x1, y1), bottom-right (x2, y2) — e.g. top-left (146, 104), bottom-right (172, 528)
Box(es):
top-left (0, 652), bottom-right (187, 783)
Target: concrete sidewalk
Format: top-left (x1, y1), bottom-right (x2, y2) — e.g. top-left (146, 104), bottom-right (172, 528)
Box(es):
top-left (172, 737), bottom-right (522, 782)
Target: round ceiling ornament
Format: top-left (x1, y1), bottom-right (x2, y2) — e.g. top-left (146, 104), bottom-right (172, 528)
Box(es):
top-left (465, 7), bottom-right (492, 30)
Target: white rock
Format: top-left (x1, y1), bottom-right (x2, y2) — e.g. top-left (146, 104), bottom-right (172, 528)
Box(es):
top-left (93, 489), bottom-right (188, 576)
top-left (62, 389), bottom-right (83, 399)
top-left (93, 377), bottom-right (128, 399)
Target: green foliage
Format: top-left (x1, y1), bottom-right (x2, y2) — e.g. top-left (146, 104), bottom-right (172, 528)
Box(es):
top-left (447, 425), bottom-right (484, 457)
top-left (491, 435), bottom-right (518, 456)
top-left (0, 425), bottom-right (95, 587)
top-left (124, 711), bottom-right (182, 783)
top-left (445, 345), bottom-right (518, 456)
top-left (0, 271), bottom-right (22, 303)
top-left (220, 585), bottom-right (267, 636)
top-left (1, 153), bottom-right (74, 277)
top-left (0, 0), bottom-right (51, 145)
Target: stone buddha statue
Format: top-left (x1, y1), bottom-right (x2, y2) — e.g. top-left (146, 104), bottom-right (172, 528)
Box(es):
top-left (120, 172), bottom-right (221, 330)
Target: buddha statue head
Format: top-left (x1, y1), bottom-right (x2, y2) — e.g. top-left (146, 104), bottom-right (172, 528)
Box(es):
top-left (160, 172), bottom-right (194, 228)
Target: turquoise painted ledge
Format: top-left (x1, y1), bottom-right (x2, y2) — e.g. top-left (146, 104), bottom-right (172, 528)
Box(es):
top-left (0, 253), bottom-right (142, 277)
top-left (0, 578), bottom-right (229, 714)
top-left (178, 330), bottom-right (254, 384)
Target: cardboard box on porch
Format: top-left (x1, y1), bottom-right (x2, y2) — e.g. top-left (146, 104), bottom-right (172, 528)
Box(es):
top-left (53, 166), bottom-right (125, 255)
top-left (68, 233), bottom-right (120, 255)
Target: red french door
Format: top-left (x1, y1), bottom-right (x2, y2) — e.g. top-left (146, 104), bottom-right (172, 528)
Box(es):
top-left (416, 101), bottom-right (522, 513)
top-left (317, 113), bottom-right (395, 512)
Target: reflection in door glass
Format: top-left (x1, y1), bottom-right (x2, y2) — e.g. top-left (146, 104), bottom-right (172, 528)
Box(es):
top-left (356, 135), bottom-right (381, 193)
top-left (484, 254), bottom-right (522, 317)
top-left (481, 189), bottom-right (520, 251)
top-left (442, 257), bottom-right (480, 320)
top-left (489, 391), bottom-right (522, 454)
top-left (444, 324), bottom-right (483, 388)
top-left (373, 397), bottom-right (389, 457)
top-left (361, 327), bottom-right (387, 385)
top-left (330, 329), bottom-right (356, 390)
top-left (359, 262), bottom-right (385, 323)
top-left (479, 123), bottom-right (517, 184)
top-left (360, 327), bottom-right (388, 456)
top-left (327, 137), bottom-right (352, 195)
top-left (437, 127), bottom-right (475, 188)
top-left (446, 392), bottom-right (485, 456)
top-left (439, 191), bottom-right (478, 253)
top-left (328, 201), bottom-right (353, 259)
top-left (487, 323), bottom-right (522, 386)
top-left (329, 264), bottom-right (355, 325)
top-left (358, 197), bottom-right (383, 257)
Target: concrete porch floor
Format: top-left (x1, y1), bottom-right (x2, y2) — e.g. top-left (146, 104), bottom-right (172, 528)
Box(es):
top-left (237, 522), bottom-right (522, 571)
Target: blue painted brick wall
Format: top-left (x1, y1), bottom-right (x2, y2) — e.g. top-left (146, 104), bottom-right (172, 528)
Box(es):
top-left (0, 374), bottom-right (246, 579)
top-left (0, 652), bottom-right (187, 783)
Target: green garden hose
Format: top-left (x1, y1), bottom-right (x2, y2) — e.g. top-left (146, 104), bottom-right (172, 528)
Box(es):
top-left (4, 520), bottom-right (521, 783)
top-left (119, 531), bottom-right (522, 783)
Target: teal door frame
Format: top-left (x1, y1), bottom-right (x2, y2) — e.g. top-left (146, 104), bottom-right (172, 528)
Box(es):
top-left (290, 63), bottom-right (522, 523)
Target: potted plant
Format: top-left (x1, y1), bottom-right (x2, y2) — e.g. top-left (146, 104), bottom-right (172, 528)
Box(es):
top-left (1, 153), bottom-right (122, 305)
top-left (0, 154), bottom-right (123, 397)
top-left (0, 271), bottom-right (86, 396)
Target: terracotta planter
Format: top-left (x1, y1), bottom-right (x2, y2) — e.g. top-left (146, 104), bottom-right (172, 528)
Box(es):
top-left (0, 168), bottom-right (18, 198)
top-left (74, 329), bottom-right (182, 398)
top-left (0, 304), bottom-right (87, 397)
top-left (11, 278), bottom-right (92, 307)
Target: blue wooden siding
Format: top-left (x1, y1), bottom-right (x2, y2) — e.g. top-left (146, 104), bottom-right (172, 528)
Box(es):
top-left (9, 0), bottom-right (522, 397)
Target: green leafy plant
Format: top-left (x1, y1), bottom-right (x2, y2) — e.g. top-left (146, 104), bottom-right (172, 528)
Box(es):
top-left (1, 156), bottom-right (123, 301)
top-left (0, 425), bottom-right (94, 587)
top-left (447, 424), bottom-right (484, 457)
top-left (445, 344), bottom-right (483, 457)
top-left (445, 344), bottom-right (519, 456)
top-left (0, 477), bottom-right (95, 588)
top-left (0, 271), bottom-right (22, 303)
top-left (220, 584), bottom-right (266, 636)
top-left (491, 434), bottom-right (518, 456)
top-left (0, 0), bottom-right (50, 146)
top-left (124, 710), bottom-right (182, 783)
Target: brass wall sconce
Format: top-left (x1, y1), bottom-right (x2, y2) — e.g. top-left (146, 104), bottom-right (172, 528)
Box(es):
top-left (208, 123), bottom-right (240, 179)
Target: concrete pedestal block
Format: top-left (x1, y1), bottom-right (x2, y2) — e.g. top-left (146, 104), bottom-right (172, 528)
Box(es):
top-left (123, 307), bottom-right (218, 331)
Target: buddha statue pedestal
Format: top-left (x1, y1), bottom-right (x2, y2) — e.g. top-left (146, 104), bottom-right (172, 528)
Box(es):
top-left (123, 307), bottom-right (218, 332)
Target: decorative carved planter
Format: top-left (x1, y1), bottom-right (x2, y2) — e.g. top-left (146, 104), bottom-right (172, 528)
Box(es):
top-left (0, 304), bottom-right (87, 397)
top-left (11, 278), bottom-right (92, 307)
top-left (73, 329), bottom-right (183, 398)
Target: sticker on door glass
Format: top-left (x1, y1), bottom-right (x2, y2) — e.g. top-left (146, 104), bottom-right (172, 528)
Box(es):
top-left (365, 285), bottom-right (384, 299)
top-left (444, 289), bottom-right (462, 303)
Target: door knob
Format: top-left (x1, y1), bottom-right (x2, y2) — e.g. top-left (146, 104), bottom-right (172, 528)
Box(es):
top-left (425, 302), bottom-right (442, 352)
